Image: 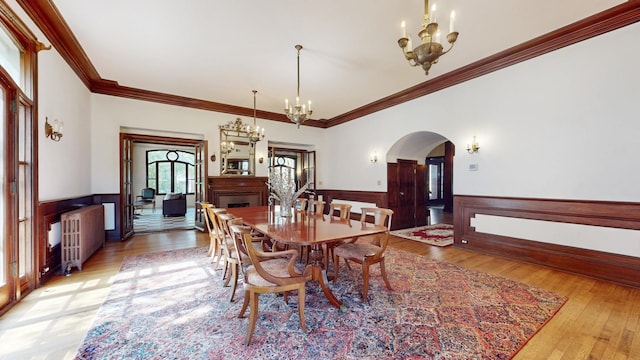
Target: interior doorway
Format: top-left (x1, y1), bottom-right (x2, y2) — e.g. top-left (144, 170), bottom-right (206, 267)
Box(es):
top-left (426, 156), bottom-right (444, 207)
top-left (386, 132), bottom-right (454, 230)
top-left (119, 133), bottom-right (207, 240)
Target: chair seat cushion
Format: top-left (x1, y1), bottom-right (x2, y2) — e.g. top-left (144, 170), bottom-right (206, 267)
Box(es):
top-left (334, 242), bottom-right (382, 260)
top-left (245, 259), bottom-right (293, 287)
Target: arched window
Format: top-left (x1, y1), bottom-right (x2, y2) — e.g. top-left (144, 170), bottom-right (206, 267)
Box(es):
top-left (146, 149), bottom-right (195, 195)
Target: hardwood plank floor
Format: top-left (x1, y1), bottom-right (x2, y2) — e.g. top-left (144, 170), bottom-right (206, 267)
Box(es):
top-left (1, 228), bottom-right (639, 359)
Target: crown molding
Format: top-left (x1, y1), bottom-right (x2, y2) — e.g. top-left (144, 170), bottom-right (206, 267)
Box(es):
top-left (326, 1), bottom-right (640, 127)
top-left (17, 0), bottom-right (640, 129)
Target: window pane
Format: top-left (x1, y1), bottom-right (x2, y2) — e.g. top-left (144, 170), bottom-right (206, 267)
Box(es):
top-left (0, 29), bottom-right (21, 88)
top-left (158, 162), bottom-right (171, 193)
top-left (174, 163), bottom-right (186, 194)
top-left (187, 163), bottom-right (195, 193)
top-left (147, 150), bottom-right (167, 162)
top-left (180, 151), bottom-right (194, 164)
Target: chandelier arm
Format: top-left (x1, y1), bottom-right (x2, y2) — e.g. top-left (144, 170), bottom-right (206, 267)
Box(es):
top-left (440, 41), bottom-right (456, 56)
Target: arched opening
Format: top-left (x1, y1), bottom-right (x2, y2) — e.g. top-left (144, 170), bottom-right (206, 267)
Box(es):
top-left (386, 131), bottom-right (454, 229)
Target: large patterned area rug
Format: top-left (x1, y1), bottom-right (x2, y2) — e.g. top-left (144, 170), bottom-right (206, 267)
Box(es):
top-left (391, 224), bottom-right (454, 246)
top-left (75, 246), bottom-right (566, 359)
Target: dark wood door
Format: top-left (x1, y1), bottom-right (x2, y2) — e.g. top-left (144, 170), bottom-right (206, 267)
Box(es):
top-left (396, 159), bottom-right (417, 229)
top-left (120, 135), bottom-right (135, 240)
top-left (415, 164), bottom-right (428, 226)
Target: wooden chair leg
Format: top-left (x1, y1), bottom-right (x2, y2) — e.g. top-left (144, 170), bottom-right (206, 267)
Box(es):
top-left (222, 260), bottom-right (231, 286)
top-left (380, 258), bottom-right (393, 290)
top-left (238, 290), bottom-right (249, 318)
top-left (229, 263), bottom-right (238, 302)
top-left (362, 263), bottom-right (370, 302)
top-left (246, 292), bottom-right (260, 345)
top-left (298, 286), bottom-right (307, 332)
top-left (332, 255), bottom-right (340, 284)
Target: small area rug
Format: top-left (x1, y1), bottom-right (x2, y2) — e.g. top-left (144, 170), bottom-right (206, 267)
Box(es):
top-left (391, 223), bottom-right (454, 246)
top-left (75, 246), bottom-right (566, 359)
top-left (134, 207), bottom-right (195, 233)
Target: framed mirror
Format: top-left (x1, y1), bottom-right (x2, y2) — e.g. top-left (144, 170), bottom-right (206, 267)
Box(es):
top-left (220, 118), bottom-right (256, 176)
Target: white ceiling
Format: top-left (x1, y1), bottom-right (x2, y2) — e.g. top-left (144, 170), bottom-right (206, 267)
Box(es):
top-left (52, 0), bottom-right (622, 121)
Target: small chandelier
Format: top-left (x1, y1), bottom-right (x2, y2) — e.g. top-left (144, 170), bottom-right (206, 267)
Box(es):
top-left (284, 44), bottom-right (312, 128)
top-left (398, 1), bottom-right (459, 75)
top-left (220, 140), bottom-right (234, 154)
top-left (246, 90), bottom-right (265, 143)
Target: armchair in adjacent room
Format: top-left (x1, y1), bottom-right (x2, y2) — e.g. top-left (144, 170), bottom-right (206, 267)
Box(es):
top-left (135, 188), bottom-right (156, 213)
top-left (162, 193), bottom-right (187, 217)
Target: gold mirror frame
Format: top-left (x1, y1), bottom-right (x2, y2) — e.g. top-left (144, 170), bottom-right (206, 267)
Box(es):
top-left (220, 118), bottom-right (256, 176)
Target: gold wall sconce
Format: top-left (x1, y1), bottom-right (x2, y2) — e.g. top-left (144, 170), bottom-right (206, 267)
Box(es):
top-left (210, 153), bottom-right (217, 162)
top-left (467, 136), bottom-right (480, 154)
top-left (258, 156), bottom-right (264, 164)
top-left (370, 152), bottom-right (378, 163)
top-left (44, 117), bottom-right (63, 142)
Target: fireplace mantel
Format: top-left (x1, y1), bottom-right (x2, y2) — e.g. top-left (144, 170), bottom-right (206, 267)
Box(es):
top-left (207, 176), bottom-right (269, 208)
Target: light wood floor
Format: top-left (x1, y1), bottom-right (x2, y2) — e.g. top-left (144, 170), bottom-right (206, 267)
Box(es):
top-left (1, 228), bottom-right (638, 360)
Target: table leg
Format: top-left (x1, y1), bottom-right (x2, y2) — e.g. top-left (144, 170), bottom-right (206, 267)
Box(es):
top-left (307, 244), bottom-right (346, 312)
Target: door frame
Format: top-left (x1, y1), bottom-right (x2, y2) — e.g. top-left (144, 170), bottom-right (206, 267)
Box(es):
top-left (119, 133), bottom-right (207, 239)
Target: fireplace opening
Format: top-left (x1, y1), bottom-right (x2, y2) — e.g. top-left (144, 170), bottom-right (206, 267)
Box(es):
top-left (228, 202), bottom-right (250, 208)
top-left (218, 194), bottom-right (260, 208)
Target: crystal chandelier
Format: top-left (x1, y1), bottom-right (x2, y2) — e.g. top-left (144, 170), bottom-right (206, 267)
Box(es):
top-left (284, 44), bottom-right (312, 128)
top-left (398, 0), bottom-right (459, 75)
top-left (246, 90), bottom-right (265, 143)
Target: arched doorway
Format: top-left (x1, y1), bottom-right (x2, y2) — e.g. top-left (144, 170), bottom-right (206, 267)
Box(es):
top-left (386, 132), bottom-right (454, 229)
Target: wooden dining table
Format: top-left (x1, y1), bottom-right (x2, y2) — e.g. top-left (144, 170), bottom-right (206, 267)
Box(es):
top-left (226, 205), bottom-right (387, 310)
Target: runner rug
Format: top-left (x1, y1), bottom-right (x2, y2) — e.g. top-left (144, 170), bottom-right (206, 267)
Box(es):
top-left (75, 246), bottom-right (566, 359)
top-left (391, 223), bottom-right (454, 246)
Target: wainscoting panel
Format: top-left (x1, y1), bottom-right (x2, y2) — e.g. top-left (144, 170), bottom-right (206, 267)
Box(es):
top-left (454, 195), bottom-right (640, 288)
top-left (37, 194), bottom-right (120, 286)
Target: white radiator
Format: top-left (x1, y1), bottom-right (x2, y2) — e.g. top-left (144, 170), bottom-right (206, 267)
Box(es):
top-left (61, 205), bottom-right (105, 271)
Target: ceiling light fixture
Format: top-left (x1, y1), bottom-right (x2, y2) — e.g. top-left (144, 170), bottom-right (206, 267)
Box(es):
top-left (398, 0), bottom-right (459, 75)
top-left (247, 90), bottom-right (265, 143)
top-left (284, 44), bottom-right (312, 128)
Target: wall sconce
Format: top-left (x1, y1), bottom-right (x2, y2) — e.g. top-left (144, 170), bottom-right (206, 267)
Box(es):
top-left (210, 153), bottom-right (216, 162)
top-left (467, 136), bottom-right (480, 154)
top-left (44, 117), bottom-right (63, 142)
top-left (258, 156), bottom-right (264, 164)
top-left (370, 152), bottom-right (378, 163)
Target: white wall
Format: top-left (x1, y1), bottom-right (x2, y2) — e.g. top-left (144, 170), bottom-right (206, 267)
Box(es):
top-left (325, 22), bottom-right (640, 202)
top-left (6, 0), bottom-right (95, 201)
top-left (90, 95), bottom-right (326, 194)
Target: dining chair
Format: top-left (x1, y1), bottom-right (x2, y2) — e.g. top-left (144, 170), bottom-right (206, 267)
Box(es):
top-left (332, 207), bottom-right (394, 303)
top-left (233, 226), bottom-right (310, 345)
top-left (295, 198), bottom-right (308, 211)
top-left (215, 213), bottom-right (247, 302)
top-left (206, 207), bottom-right (228, 270)
top-left (308, 200), bottom-right (325, 215)
top-left (217, 213), bottom-right (271, 302)
top-left (324, 202), bottom-right (353, 267)
top-left (328, 202), bottom-right (352, 220)
top-left (201, 202), bottom-right (215, 257)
